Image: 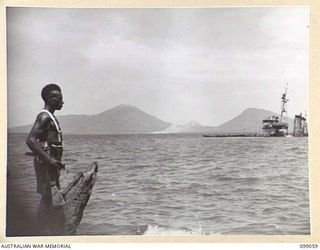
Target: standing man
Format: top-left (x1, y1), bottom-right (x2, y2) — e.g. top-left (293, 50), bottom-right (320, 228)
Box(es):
top-left (26, 84), bottom-right (65, 235)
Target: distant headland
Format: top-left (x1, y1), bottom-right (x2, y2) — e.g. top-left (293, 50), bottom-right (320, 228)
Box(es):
top-left (8, 105), bottom-right (293, 135)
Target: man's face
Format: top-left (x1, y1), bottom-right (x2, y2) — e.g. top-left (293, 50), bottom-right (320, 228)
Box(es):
top-left (48, 90), bottom-right (64, 110)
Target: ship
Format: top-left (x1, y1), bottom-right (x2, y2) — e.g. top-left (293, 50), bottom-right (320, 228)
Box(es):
top-left (202, 85), bottom-right (307, 138)
top-left (293, 113), bottom-right (308, 137)
top-left (262, 86), bottom-right (289, 137)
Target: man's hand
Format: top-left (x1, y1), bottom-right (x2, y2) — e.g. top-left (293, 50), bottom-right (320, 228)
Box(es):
top-left (49, 159), bottom-right (65, 170)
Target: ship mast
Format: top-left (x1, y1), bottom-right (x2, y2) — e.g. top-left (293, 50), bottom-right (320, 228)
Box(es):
top-left (280, 84), bottom-right (289, 123)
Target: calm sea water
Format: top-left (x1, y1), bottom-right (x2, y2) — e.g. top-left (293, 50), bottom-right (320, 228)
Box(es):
top-left (7, 133), bottom-right (310, 235)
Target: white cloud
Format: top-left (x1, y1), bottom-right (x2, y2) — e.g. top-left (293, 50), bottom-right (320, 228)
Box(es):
top-left (7, 7), bottom-right (309, 127)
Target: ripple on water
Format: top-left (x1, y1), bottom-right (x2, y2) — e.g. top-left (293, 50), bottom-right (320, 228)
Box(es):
top-left (7, 134), bottom-right (310, 235)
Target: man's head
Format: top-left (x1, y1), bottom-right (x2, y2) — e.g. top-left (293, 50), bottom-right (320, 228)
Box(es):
top-left (41, 84), bottom-right (64, 110)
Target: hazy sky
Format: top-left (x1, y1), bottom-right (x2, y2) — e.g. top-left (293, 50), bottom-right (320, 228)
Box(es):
top-left (7, 7), bottom-right (309, 127)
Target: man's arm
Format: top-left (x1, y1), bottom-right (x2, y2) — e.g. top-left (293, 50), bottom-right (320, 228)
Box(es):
top-left (26, 113), bottom-right (63, 169)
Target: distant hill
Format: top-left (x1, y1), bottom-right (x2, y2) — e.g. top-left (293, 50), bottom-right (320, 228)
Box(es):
top-left (152, 108), bottom-right (294, 134)
top-left (9, 106), bottom-right (295, 135)
top-left (9, 104), bottom-right (171, 134)
top-left (216, 108), bottom-right (294, 133)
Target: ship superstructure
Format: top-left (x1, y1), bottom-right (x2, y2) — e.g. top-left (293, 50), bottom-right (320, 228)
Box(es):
top-left (293, 113), bottom-right (308, 136)
top-left (262, 86), bottom-right (289, 137)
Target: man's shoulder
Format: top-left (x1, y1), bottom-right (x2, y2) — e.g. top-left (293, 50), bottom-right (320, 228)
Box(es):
top-left (36, 111), bottom-right (52, 123)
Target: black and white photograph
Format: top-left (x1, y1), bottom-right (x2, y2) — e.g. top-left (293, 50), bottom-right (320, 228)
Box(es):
top-left (6, 6), bottom-right (310, 237)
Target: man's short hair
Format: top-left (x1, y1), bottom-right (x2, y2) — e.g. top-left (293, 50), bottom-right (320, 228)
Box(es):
top-left (41, 84), bottom-right (61, 102)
